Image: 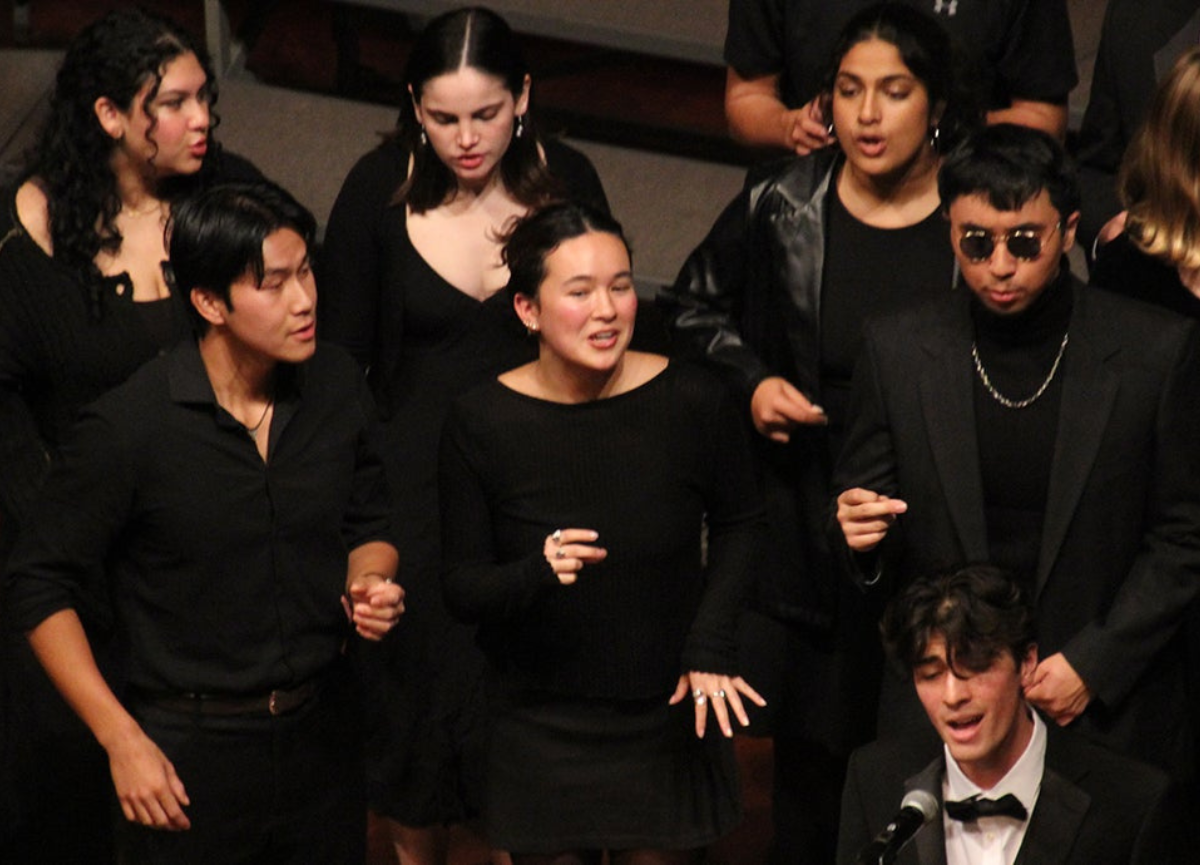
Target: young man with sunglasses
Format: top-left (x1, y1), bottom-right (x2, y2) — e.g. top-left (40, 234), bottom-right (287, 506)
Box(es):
top-left (832, 124), bottom-right (1200, 791)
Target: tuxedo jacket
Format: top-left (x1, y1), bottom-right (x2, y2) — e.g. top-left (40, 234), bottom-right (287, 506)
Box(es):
top-left (832, 277), bottom-right (1200, 771)
top-left (837, 726), bottom-right (1181, 865)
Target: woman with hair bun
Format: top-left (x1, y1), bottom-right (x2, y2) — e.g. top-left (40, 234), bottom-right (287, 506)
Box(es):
top-left (320, 7), bottom-right (608, 863)
top-left (0, 8), bottom-right (258, 861)
top-left (441, 201), bottom-right (765, 864)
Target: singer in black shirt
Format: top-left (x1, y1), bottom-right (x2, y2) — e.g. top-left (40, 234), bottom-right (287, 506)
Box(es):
top-left (4, 181), bottom-right (404, 864)
top-left (836, 565), bottom-right (1180, 865)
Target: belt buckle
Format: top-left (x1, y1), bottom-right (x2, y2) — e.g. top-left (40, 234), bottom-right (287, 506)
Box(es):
top-left (269, 691), bottom-right (280, 715)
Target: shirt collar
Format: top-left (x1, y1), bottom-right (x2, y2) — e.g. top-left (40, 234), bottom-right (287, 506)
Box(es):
top-left (164, 338), bottom-right (306, 430)
top-left (944, 706), bottom-right (1046, 815)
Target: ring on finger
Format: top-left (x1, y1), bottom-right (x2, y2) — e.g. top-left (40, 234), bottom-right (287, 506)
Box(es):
top-left (555, 547), bottom-right (566, 559)
top-left (551, 529), bottom-right (563, 544)
top-left (713, 689), bottom-right (726, 699)
top-left (694, 693), bottom-right (707, 706)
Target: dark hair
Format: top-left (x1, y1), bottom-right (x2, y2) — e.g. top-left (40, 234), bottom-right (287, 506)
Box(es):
top-left (880, 564), bottom-right (1035, 678)
top-left (819, 2), bottom-right (981, 153)
top-left (938, 123), bottom-right (1081, 219)
top-left (503, 201), bottom-right (628, 300)
top-left (168, 180), bottom-right (317, 334)
top-left (31, 8), bottom-right (220, 305)
top-left (395, 6), bottom-right (558, 211)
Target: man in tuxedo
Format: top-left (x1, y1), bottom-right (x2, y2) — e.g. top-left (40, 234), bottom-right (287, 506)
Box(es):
top-left (833, 124), bottom-right (1200, 781)
top-left (837, 564), bottom-right (1180, 865)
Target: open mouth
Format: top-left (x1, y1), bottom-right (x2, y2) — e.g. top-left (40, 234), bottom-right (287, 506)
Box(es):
top-left (856, 136), bottom-right (885, 157)
top-left (945, 714), bottom-right (983, 740)
top-left (588, 329), bottom-right (619, 348)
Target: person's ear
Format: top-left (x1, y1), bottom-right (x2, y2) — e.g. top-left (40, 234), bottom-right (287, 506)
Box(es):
top-left (1019, 644), bottom-right (1038, 689)
top-left (408, 84), bottom-right (423, 126)
top-left (515, 74), bottom-right (531, 116)
top-left (1061, 210), bottom-right (1081, 253)
top-left (513, 291), bottom-right (540, 333)
top-left (191, 287), bottom-right (228, 328)
top-left (93, 96), bottom-right (125, 141)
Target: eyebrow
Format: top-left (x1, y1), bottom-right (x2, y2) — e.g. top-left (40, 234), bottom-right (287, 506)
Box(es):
top-left (427, 100), bottom-right (505, 117)
top-left (835, 72), bottom-right (916, 85)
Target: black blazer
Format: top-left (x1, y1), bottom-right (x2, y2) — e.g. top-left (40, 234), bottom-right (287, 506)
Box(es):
top-left (837, 724), bottom-right (1181, 865)
top-left (832, 278), bottom-right (1200, 772)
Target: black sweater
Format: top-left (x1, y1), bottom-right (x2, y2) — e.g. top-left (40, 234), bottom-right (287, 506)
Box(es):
top-left (438, 361), bottom-right (766, 700)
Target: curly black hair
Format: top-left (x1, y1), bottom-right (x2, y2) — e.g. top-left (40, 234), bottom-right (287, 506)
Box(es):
top-left (28, 8), bottom-right (221, 304)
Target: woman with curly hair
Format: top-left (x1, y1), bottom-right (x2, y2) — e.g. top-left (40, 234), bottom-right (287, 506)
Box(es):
top-left (0, 8), bottom-right (258, 860)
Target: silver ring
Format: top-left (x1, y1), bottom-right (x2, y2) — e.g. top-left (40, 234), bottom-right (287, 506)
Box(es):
top-left (555, 547), bottom-right (565, 559)
top-left (692, 688), bottom-right (704, 699)
top-left (713, 689), bottom-right (726, 699)
top-left (551, 529), bottom-right (563, 544)
top-left (694, 693), bottom-right (707, 706)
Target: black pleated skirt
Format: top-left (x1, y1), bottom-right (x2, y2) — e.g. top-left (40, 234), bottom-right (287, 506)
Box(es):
top-left (485, 691), bottom-right (742, 853)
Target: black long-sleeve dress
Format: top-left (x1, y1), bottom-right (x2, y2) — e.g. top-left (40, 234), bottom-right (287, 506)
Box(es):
top-left (319, 135), bottom-right (609, 824)
top-left (439, 361), bottom-right (766, 851)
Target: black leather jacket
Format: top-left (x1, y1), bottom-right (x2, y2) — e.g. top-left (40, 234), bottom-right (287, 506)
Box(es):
top-left (660, 149), bottom-right (840, 404)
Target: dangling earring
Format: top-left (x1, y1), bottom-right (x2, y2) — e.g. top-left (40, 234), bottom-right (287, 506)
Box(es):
top-left (930, 124), bottom-right (940, 149)
top-left (515, 114), bottom-right (525, 140)
top-left (419, 125), bottom-right (428, 146)
top-left (826, 121), bottom-right (836, 141)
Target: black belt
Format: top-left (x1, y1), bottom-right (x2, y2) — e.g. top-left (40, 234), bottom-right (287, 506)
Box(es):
top-left (132, 679), bottom-right (320, 717)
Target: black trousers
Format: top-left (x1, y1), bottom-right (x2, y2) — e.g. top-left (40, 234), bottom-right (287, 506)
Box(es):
top-left (118, 673), bottom-right (365, 865)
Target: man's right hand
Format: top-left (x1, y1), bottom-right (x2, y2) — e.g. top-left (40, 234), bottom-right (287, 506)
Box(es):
top-left (836, 487), bottom-right (907, 552)
top-left (750, 376), bottom-right (827, 443)
top-left (107, 725), bottom-right (191, 830)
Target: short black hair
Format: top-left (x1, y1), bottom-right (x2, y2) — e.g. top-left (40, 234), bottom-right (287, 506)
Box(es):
top-left (938, 123), bottom-right (1081, 220)
top-left (168, 180), bottom-right (316, 333)
top-left (503, 200), bottom-right (628, 300)
top-left (881, 564), bottom-right (1035, 678)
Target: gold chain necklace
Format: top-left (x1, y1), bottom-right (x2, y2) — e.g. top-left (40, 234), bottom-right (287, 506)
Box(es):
top-left (971, 333), bottom-right (1069, 409)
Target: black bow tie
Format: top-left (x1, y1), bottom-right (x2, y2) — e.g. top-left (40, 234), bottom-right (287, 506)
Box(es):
top-left (944, 793), bottom-right (1028, 822)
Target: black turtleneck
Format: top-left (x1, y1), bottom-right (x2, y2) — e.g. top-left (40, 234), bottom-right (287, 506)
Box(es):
top-left (970, 264), bottom-right (1073, 592)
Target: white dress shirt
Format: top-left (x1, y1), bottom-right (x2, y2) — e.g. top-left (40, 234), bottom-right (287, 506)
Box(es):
top-left (943, 709), bottom-right (1046, 865)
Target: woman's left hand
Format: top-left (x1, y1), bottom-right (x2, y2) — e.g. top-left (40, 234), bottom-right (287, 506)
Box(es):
top-left (670, 671), bottom-right (766, 738)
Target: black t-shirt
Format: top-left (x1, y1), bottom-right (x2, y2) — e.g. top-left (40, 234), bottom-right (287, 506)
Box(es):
top-left (819, 185), bottom-right (955, 445)
top-left (724, 0), bottom-right (1077, 111)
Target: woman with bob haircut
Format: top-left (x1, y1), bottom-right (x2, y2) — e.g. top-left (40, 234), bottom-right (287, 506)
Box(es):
top-left (659, 3), bottom-right (982, 861)
top-left (440, 200), bottom-right (766, 864)
top-left (319, 7), bottom-right (608, 863)
top-left (0, 8), bottom-right (258, 861)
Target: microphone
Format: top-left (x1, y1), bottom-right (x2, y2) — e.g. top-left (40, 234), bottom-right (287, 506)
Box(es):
top-left (855, 789), bottom-right (939, 865)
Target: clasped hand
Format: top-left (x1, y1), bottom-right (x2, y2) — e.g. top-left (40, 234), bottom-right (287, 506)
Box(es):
top-left (343, 574), bottom-right (405, 639)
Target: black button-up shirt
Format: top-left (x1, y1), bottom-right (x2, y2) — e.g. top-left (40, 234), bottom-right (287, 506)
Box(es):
top-left (5, 339), bottom-right (391, 696)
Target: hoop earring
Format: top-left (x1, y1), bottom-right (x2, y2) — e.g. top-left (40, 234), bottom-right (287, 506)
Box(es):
top-left (419, 126), bottom-right (428, 146)
top-left (515, 114), bottom-right (525, 140)
top-left (930, 124), bottom-right (940, 149)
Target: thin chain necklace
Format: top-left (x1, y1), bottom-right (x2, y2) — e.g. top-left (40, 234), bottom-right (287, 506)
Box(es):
top-left (971, 333), bottom-right (1069, 409)
top-left (245, 396), bottom-right (273, 439)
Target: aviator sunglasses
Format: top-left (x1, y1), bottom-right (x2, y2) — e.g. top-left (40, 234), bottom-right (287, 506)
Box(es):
top-left (958, 222), bottom-right (1060, 262)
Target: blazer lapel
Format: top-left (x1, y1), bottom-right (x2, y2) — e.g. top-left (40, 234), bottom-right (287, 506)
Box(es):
top-left (906, 759), bottom-right (948, 865)
top-left (919, 301), bottom-right (988, 560)
top-left (1037, 288), bottom-right (1119, 592)
top-left (1013, 766), bottom-right (1091, 865)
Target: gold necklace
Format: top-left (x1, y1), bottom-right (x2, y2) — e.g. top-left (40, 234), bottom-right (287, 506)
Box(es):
top-left (971, 333), bottom-right (1069, 409)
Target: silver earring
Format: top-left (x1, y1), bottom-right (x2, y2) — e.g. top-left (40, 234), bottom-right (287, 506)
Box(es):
top-left (419, 126), bottom-right (428, 146)
top-left (525, 321), bottom-right (539, 335)
top-left (930, 125), bottom-right (940, 148)
top-left (515, 114), bottom-right (525, 139)
top-left (826, 121), bottom-right (836, 140)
